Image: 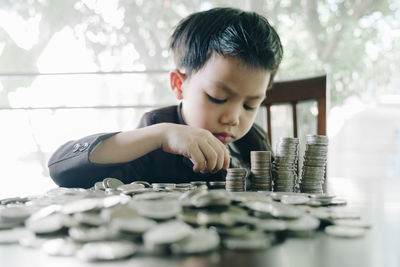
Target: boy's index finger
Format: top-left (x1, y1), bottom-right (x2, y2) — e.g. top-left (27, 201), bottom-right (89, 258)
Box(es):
top-left (223, 147), bottom-right (230, 169)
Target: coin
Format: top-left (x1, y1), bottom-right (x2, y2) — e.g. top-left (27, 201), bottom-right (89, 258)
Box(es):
top-left (77, 241), bottom-right (137, 261)
top-left (170, 228), bottom-right (220, 254)
top-left (143, 220), bottom-right (192, 249)
top-left (273, 137), bottom-right (299, 192)
top-left (42, 238), bottom-right (81, 256)
top-left (0, 171), bottom-right (368, 260)
top-left (223, 231), bottom-right (273, 250)
top-left (103, 178), bottom-right (124, 189)
top-left (324, 225), bottom-right (366, 238)
top-left (300, 135), bottom-right (329, 194)
top-left (250, 151), bottom-right (272, 191)
top-left (0, 227), bottom-right (31, 244)
top-left (225, 168), bottom-right (246, 192)
top-left (111, 216), bottom-right (157, 234)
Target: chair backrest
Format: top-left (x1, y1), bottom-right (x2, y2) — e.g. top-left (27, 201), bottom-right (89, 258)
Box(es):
top-left (262, 75), bottom-right (327, 145)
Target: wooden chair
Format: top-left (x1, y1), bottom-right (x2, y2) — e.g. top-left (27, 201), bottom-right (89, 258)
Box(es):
top-left (263, 74), bottom-right (328, 190)
top-left (263, 75), bottom-right (327, 145)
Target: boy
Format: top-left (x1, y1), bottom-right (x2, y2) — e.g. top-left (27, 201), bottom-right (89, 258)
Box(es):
top-left (48, 7), bottom-right (283, 188)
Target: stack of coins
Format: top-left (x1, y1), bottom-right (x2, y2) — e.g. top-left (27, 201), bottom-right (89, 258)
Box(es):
top-left (273, 137), bottom-right (299, 192)
top-left (250, 151), bottom-right (272, 191)
top-left (208, 181), bottom-right (226, 190)
top-left (300, 135), bottom-right (329, 194)
top-left (225, 168), bottom-right (246, 192)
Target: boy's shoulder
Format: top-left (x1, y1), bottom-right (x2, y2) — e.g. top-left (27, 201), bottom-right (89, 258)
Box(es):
top-left (137, 105), bottom-right (181, 128)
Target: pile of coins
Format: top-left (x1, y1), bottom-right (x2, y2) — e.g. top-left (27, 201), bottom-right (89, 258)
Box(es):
top-left (225, 168), bottom-right (246, 192)
top-left (250, 151), bottom-right (272, 191)
top-left (300, 135), bottom-right (329, 194)
top-left (0, 177), bottom-right (370, 262)
top-left (273, 137), bottom-right (299, 192)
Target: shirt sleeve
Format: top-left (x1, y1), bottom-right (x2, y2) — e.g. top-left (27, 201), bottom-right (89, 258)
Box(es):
top-left (48, 132), bottom-right (122, 188)
top-left (48, 111), bottom-right (161, 188)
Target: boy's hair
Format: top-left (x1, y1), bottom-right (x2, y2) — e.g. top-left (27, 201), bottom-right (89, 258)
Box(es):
top-left (170, 7), bottom-right (283, 88)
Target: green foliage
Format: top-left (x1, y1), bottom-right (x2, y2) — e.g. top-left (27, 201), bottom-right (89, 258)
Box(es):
top-left (0, 0), bottom-right (398, 108)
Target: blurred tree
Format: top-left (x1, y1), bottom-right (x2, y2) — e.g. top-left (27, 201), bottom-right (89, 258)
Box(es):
top-left (0, 0), bottom-right (398, 108)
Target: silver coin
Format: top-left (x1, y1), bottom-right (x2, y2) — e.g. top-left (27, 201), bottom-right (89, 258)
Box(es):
top-left (73, 212), bottom-right (106, 226)
top-left (280, 195), bottom-right (310, 205)
top-left (170, 228), bottom-right (220, 254)
top-left (0, 227), bottom-right (31, 244)
top-left (214, 224), bottom-right (253, 237)
top-left (61, 198), bottom-right (104, 214)
top-left (223, 231), bottom-right (272, 250)
top-left (256, 219), bottom-right (287, 232)
top-left (26, 213), bottom-right (68, 234)
top-left (94, 182), bottom-right (105, 191)
top-left (134, 197), bottom-right (181, 220)
top-left (190, 181), bottom-right (207, 187)
top-left (111, 216), bottom-right (157, 234)
top-left (152, 183), bottom-right (176, 189)
top-left (143, 220), bottom-right (192, 249)
top-left (103, 178), bottom-right (124, 189)
top-left (0, 196), bottom-right (30, 205)
top-left (333, 219), bottom-right (371, 228)
top-left (117, 183), bottom-right (145, 192)
top-left (42, 238), bottom-right (81, 256)
top-left (69, 225), bottom-right (119, 242)
top-left (286, 214), bottom-right (320, 232)
top-left (324, 225), bottom-right (366, 238)
top-left (77, 241), bottom-right (137, 261)
top-left (132, 181), bottom-right (151, 187)
top-left (329, 198), bottom-right (347, 206)
top-left (19, 232), bottom-right (49, 248)
top-left (0, 206), bottom-right (35, 223)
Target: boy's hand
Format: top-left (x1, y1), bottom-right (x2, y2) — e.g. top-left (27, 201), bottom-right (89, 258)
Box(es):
top-left (160, 123), bottom-right (230, 173)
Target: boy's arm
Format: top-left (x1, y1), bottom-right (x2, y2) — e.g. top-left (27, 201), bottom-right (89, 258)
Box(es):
top-left (49, 122), bottom-right (230, 188)
top-left (89, 123), bottom-right (230, 173)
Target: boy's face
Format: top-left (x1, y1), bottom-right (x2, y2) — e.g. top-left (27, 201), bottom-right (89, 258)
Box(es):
top-left (176, 53), bottom-right (271, 144)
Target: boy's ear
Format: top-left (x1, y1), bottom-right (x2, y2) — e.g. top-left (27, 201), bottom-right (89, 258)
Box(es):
top-left (170, 69), bottom-right (186, 100)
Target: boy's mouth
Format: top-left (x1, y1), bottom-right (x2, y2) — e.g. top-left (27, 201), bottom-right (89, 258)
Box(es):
top-left (213, 132), bottom-right (234, 144)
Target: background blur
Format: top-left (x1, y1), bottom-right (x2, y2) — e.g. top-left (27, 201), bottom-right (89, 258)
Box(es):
top-left (0, 0), bottom-right (399, 198)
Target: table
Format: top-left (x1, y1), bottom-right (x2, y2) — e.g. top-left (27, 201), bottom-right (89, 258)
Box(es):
top-left (1, 177), bottom-right (400, 267)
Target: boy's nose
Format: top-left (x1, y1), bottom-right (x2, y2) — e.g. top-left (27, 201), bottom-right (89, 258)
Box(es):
top-left (220, 108), bottom-right (240, 126)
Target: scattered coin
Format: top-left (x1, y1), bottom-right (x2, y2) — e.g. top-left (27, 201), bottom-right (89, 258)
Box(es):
top-left (103, 178), bottom-right (124, 190)
top-left (143, 220), bottom-right (192, 250)
top-left (170, 228), bottom-right (220, 254)
top-left (0, 162), bottom-right (369, 261)
top-left (324, 225), bottom-right (366, 238)
top-left (77, 241), bottom-right (137, 261)
top-left (42, 238), bottom-right (81, 256)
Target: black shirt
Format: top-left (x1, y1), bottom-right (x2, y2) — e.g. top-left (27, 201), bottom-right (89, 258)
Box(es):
top-left (48, 104), bottom-right (273, 188)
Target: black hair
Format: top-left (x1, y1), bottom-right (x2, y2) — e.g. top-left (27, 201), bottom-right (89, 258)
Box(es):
top-left (170, 7), bottom-right (283, 88)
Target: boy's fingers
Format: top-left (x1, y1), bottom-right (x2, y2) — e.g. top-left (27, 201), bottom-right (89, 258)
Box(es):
top-left (212, 141), bottom-right (226, 172)
top-left (223, 145), bottom-right (230, 169)
top-left (188, 145), bottom-right (207, 172)
top-left (199, 141), bottom-right (218, 173)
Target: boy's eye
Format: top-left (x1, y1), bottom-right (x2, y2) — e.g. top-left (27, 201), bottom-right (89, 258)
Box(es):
top-left (243, 104), bottom-right (257, 111)
top-left (207, 94), bottom-right (227, 104)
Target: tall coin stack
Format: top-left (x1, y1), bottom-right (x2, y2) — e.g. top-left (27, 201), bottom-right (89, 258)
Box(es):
top-left (225, 168), bottom-right (246, 192)
top-left (300, 135), bottom-right (329, 194)
top-left (250, 151), bottom-right (272, 191)
top-left (273, 137), bottom-right (299, 192)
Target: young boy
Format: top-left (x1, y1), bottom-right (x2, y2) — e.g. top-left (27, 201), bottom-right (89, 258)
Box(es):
top-left (48, 7), bottom-right (283, 188)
